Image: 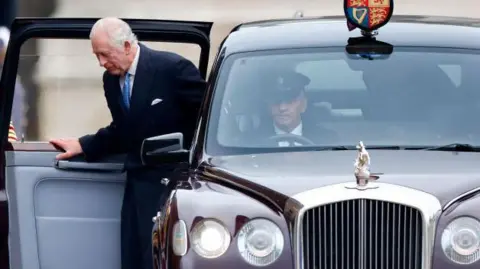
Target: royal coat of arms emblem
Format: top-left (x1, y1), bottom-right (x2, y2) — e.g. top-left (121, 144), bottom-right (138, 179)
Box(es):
top-left (344, 0), bottom-right (394, 32)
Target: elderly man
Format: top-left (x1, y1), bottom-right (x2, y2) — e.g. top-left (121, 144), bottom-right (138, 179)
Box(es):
top-left (257, 71), bottom-right (338, 146)
top-left (50, 17), bottom-right (205, 269)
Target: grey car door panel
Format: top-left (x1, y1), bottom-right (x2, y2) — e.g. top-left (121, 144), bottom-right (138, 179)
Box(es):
top-left (6, 148), bottom-right (126, 269)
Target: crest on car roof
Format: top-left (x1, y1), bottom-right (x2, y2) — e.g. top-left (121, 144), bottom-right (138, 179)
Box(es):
top-left (344, 0), bottom-right (394, 32)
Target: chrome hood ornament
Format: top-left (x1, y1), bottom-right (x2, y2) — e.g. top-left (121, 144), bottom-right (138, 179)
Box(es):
top-left (346, 141), bottom-right (380, 190)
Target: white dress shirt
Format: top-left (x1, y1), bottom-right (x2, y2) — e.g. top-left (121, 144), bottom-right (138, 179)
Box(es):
top-left (274, 122), bottom-right (303, 147)
top-left (119, 44), bottom-right (140, 97)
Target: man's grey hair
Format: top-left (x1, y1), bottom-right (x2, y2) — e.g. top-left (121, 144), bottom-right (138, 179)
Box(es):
top-left (90, 17), bottom-right (138, 47)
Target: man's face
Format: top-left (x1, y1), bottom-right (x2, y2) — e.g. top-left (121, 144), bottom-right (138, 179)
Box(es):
top-left (91, 30), bottom-right (133, 75)
top-left (270, 92), bottom-right (307, 130)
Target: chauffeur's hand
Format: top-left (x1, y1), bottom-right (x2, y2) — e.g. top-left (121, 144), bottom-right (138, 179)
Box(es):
top-left (49, 138), bottom-right (83, 160)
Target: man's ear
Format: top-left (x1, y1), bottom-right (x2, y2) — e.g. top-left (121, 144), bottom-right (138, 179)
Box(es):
top-left (124, 41), bottom-right (132, 54)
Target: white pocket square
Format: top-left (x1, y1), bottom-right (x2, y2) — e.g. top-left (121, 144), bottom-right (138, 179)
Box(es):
top-left (151, 99), bottom-right (163, 106)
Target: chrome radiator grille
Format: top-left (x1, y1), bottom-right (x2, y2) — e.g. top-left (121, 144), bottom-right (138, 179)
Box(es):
top-left (301, 199), bottom-right (423, 269)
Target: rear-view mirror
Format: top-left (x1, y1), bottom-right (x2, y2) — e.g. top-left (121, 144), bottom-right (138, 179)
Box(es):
top-left (345, 36), bottom-right (393, 60)
top-left (140, 132), bottom-right (189, 166)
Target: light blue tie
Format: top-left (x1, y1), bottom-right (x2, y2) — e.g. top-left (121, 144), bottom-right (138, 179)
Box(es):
top-left (122, 73), bottom-right (131, 109)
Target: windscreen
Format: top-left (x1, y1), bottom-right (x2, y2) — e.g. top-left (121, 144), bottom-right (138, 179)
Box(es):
top-left (206, 47), bottom-right (480, 155)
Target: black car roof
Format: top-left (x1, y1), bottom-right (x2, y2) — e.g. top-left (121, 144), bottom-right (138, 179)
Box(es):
top-left (221, 15), bottom-right (480, 54)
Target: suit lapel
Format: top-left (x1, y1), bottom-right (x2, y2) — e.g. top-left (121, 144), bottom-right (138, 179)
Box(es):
top-left (127, 43), bottom-right (155, 123)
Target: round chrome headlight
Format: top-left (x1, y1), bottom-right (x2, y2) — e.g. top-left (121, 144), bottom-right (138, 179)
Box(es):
top-left (441, 217), bottom-right (480, 264)
top-left (237, 218), bottom-right (284, 266)
top-left (191, 219), bottom-right (231, 258)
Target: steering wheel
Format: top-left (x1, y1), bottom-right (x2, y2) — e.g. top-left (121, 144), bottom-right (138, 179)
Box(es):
top-left (268, 134), bottom-right (315, 146)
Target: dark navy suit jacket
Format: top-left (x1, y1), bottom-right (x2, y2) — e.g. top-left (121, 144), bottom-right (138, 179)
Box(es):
top-left (79, 43), bottom-right (206, 170)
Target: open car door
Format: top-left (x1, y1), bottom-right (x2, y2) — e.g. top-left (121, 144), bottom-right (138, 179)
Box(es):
top-left (0, 18), bottom-right (212, 269)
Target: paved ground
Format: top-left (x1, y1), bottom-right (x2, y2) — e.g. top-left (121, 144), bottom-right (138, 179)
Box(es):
top-left (33, 0), bottom-right (480, 139)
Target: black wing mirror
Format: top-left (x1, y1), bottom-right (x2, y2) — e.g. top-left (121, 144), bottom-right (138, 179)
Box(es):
top-left (140, 132), bottom-right (189, 166)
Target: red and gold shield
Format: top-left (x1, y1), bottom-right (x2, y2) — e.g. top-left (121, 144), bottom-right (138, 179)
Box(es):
top-left (344, 0), bottom-right (394, 31)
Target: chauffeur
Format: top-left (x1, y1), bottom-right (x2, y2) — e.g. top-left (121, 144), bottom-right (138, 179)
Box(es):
top-left (257, 71), bottom-right (338, 146)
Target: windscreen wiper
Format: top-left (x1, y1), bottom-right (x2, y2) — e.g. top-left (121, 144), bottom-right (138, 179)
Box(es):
top-left (419, 143), bottom-right (480, 152)
top-left (312, 146), bottom-right (352, 151)
top-left (315, 144), bottom-right (480, 152)
top-left (314, 145), bottom-right (403, 151)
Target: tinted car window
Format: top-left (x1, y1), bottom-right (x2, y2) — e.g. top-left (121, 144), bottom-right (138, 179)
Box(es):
top-left (296, 60), bottom-right (367, 90)
top-left (207, 47), bottom-right (480, 155)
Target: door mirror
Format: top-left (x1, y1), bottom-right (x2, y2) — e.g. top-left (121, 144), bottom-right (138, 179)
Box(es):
top-left (140, 132), bottom-right (189, 165)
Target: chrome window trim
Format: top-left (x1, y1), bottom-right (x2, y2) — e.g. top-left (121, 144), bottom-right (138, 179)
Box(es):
top-left (289, 182), bottom-right (442, 269)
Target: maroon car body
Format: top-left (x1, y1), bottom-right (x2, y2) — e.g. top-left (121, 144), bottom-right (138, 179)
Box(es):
top-left (146, 15), bottom-right (480, 269)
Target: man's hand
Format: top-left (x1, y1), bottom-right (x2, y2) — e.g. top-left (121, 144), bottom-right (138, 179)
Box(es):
top-left (49, 138), bottom-right (83, 160)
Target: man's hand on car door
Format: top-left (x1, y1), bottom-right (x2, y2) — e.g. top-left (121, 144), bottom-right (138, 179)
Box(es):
top-left (49, 138), bottom-right (83, 160)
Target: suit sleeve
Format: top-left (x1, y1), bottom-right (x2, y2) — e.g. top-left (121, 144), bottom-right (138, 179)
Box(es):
top-left (173, 58), bottom-right (207, 147)
top-left (78, 72), bottom-right (124, 161)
